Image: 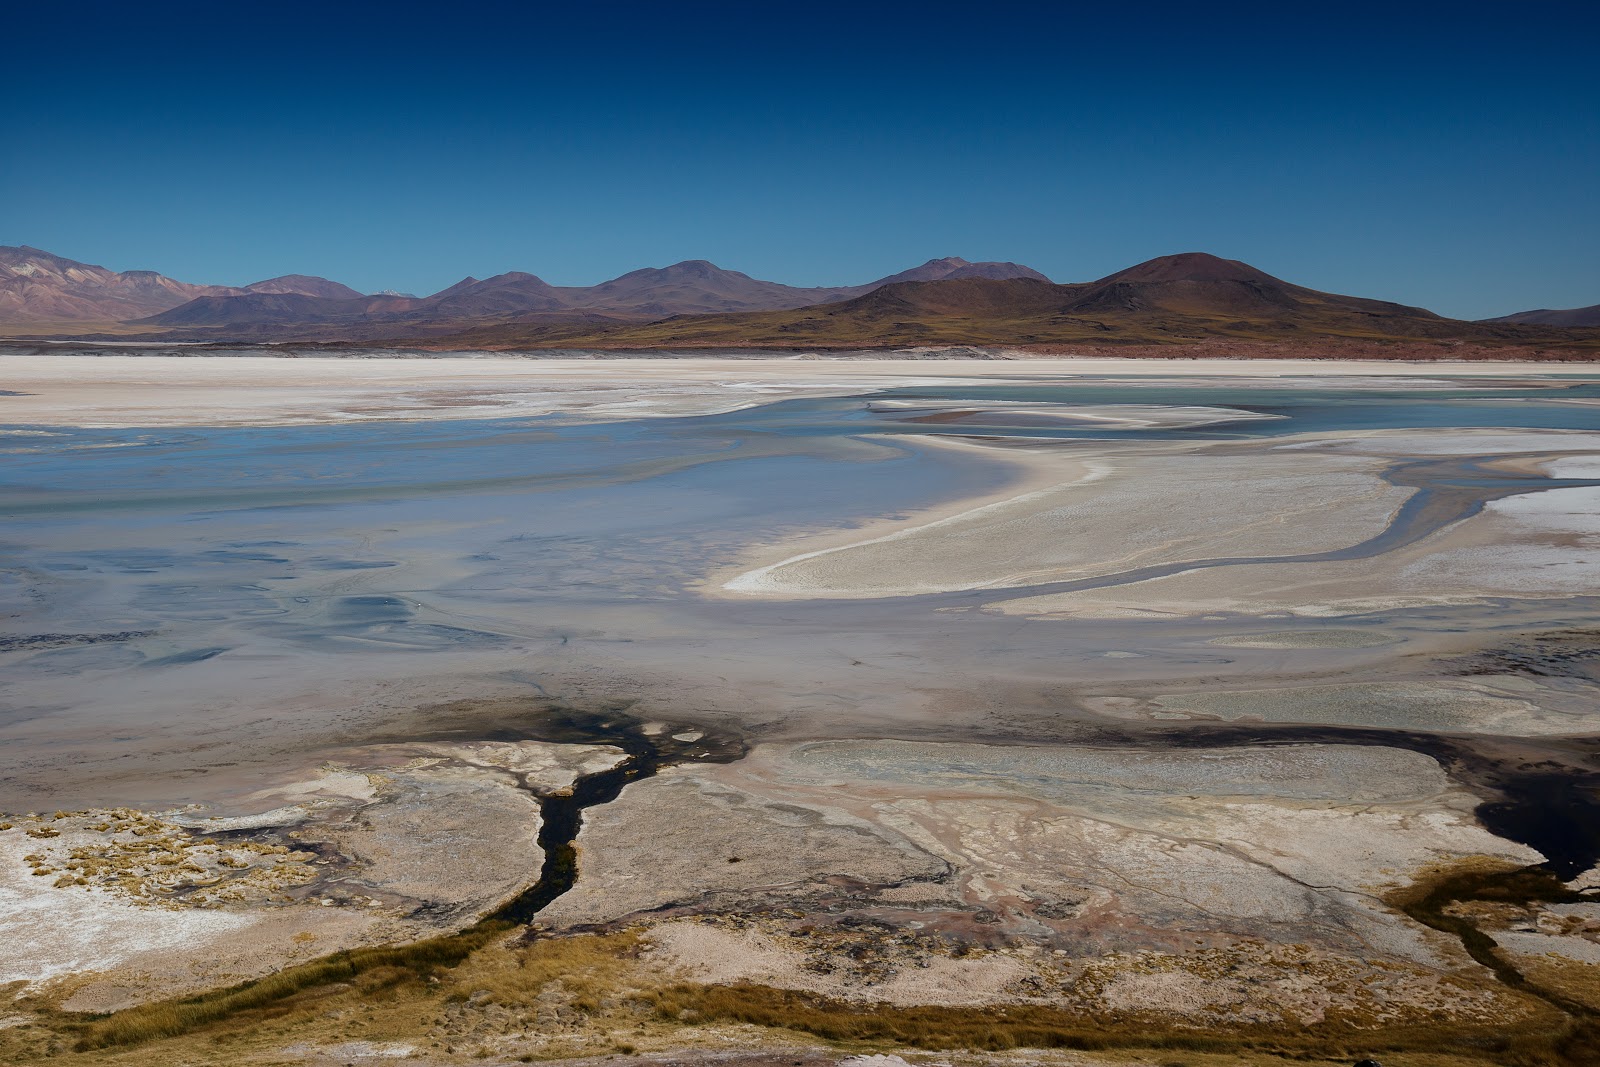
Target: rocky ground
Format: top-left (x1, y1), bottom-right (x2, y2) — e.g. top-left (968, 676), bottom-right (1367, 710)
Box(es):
top-left (0, 738), bottom-right (623, 1011)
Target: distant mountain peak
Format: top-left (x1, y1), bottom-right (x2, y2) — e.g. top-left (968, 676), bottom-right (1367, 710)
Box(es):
top-left (914, 256), bottom-right (972, 271)
top-left (613, 260), bottom-right (740, 282)
top-left (0, 244), bottom-right (227, 323)
top-left (1098, 252), bottom-right (1280, 286)
top-left (475, 271), bottom-right (554, 286)
top-left (1483, 302), bottom-right (1600, 327)
top-left (944, 261), bottom-right (1052, 282)
top-left (866, 257), bottom-right (1049, 287)
top-left (867, 258), bottom-right (972, 286)
top-left (244, 274), bottom-right (364, 300)
top-left (431, 276), bottom-right (483, 299)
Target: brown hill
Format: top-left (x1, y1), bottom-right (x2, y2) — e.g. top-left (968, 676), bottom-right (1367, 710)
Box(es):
top-left (1484, 304), bottom-right (1600, 328)
top-left (419, 272), bottom-right (569, 317)
top-left (143, 291), bottom-right (418, 327)
top-left (1095, 251), bottom-right (1281, 285)
top-left (556, 260), bottom-right (848, 315)
top-left (1060, 251), bottom-right (1445, 323)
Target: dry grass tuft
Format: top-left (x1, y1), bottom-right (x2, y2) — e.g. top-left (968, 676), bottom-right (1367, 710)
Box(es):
top-left (642, 981), bottom-right (1587, 1065)
top-left (74, 921), bottom-right (511, 1049)
top-left (446, 930), bottom-right (644, 1011)
top-left (38, 922), bottom-right (1600, 1067)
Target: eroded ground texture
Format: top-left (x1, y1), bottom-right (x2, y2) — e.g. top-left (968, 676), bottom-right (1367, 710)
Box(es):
top-left (1, 353), bottom-right (1599, 1066)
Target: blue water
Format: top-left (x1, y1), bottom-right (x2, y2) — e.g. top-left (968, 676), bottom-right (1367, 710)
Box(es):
top-left (4, 378), bottom-right (1596, 517)
top-left (696, 378), bottom-right (1600, 442)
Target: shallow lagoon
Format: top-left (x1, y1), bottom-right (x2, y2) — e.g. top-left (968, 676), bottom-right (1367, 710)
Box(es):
top-left (2, 369), bottom-right (1598, 812)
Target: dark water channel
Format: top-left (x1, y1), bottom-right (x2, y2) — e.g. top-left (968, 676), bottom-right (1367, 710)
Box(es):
top-left (487, 712), bottom-right (746, 926)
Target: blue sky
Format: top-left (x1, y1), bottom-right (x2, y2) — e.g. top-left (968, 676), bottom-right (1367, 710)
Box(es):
top-left (6, 1), bottom-right (1597, 318)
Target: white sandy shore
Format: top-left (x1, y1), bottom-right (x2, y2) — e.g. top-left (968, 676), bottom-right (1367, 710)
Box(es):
top-left (718, 443), bottom-right (1415, 598)
top-left (0, 354), bottom-right (1588, 428)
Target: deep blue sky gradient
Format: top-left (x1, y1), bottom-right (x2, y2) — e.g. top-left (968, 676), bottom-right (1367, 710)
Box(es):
top-left (6, 1), bottom-right (1597, 318)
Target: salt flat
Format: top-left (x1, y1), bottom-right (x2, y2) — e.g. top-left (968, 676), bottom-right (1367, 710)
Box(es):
top-left (0, 352), bottom-right (1573, 427)
top-left (2, 353), bottom-right (1598, 1065)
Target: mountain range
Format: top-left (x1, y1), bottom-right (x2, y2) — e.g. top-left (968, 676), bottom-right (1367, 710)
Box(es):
top-left (0, 246), bottom-right (1046, 329)
top-left (416, 253), bottom-right (1600, 353)
top-left (0, 246), bottom-right (373, 323)
top-left (1, 244), bottom-right (1594, 352)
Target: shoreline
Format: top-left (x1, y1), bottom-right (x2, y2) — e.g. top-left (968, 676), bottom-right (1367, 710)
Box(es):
top-left (3, 334), bottom-right (1598, 361)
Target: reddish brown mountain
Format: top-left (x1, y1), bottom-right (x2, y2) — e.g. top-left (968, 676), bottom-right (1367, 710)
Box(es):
top-left (8, 245), bottom-right (1591, 355)
top-left (1059, 251), bottom-right (1443, 322)
top-left (1092, 251), bottom-right (1280, 285)
top-left (483, 252), bottom-right (1590, 351)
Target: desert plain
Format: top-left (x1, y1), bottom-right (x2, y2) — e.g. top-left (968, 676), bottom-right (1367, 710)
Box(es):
top-left (1, 350), bottom-right (1599, 1067)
